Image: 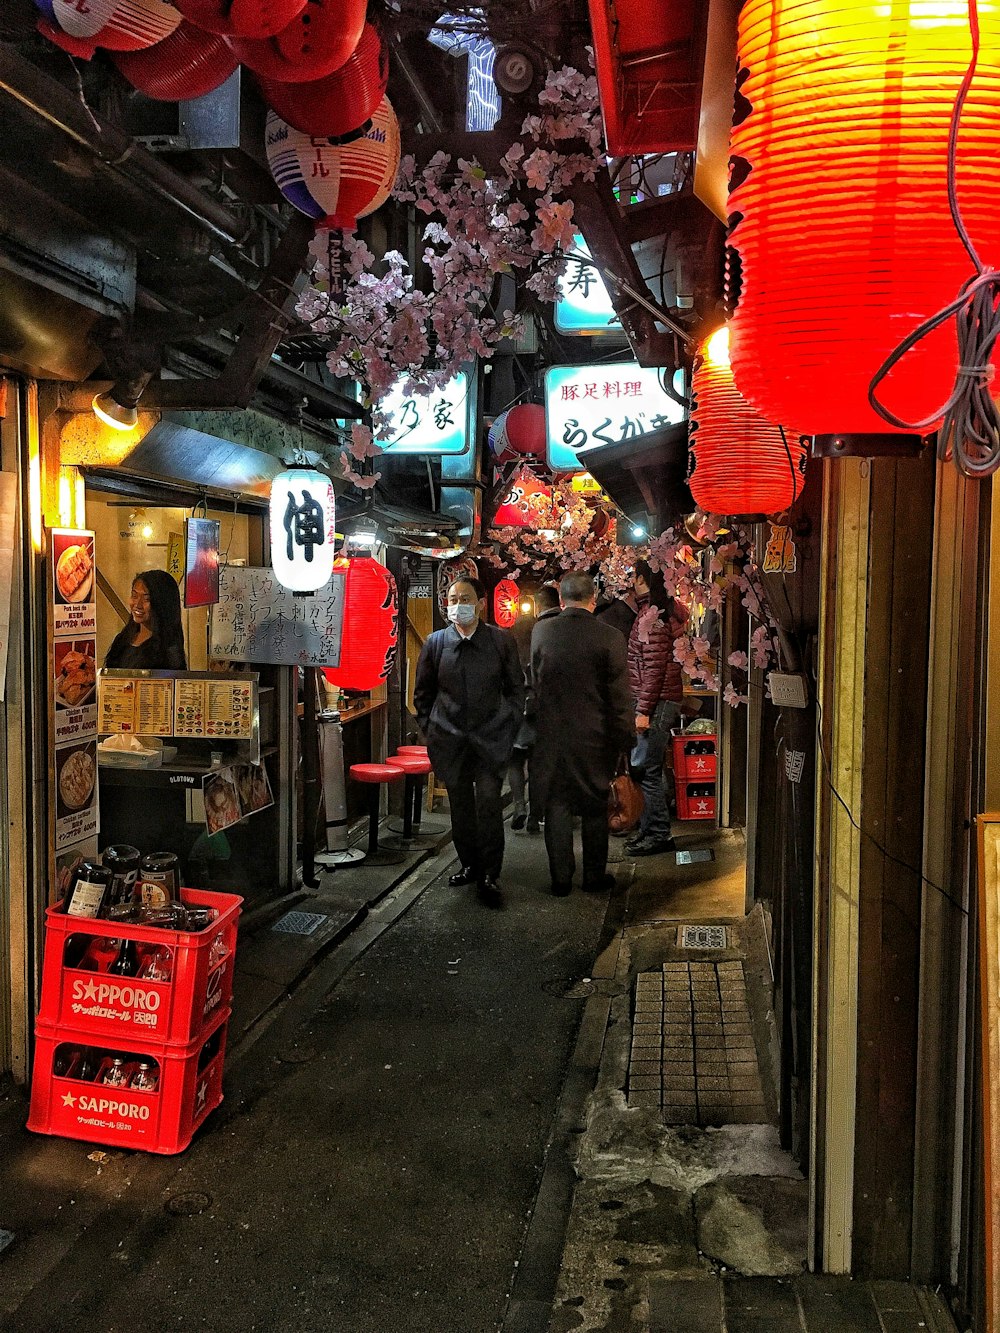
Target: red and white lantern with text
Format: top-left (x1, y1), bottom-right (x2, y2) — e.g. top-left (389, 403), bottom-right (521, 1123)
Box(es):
top-left (269, 466), bottom-right (336, 593)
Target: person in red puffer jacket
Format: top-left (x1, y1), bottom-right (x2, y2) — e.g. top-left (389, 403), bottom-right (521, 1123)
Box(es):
top-left (626, 558), bottom-right (688, 855)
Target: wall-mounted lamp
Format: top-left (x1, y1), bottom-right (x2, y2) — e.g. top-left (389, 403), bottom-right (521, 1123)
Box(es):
top-left (92, 372), bottom-right (153, 431)
top-left (344, 516), bottom-right (380, 556)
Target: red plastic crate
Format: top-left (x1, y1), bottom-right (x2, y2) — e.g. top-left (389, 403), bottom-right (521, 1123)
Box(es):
top-left (38, 888), bottom-right (241, 1046)
top-left (27, 1005), bottom-right (229, 1154)
top-left (671, 732), bottom-right (718, 781)
top-left (676, 781), bottom-right (716, 821)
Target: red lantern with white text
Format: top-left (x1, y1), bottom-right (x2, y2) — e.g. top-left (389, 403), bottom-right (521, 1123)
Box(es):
top-left (112, 22), bottom-right (239, 100)
top-left (493, 579), bottom-right (520, 629)
top-left (323, 557), bottom-right (399, 691)
top-left (492, 465), bottom-right (552, 528)
top-left (728, 0), bottom-right (1000, 436)
top-left (269, 466), bottom-right (336, 593)
top-left (690, 327), bottom-right (806, 517)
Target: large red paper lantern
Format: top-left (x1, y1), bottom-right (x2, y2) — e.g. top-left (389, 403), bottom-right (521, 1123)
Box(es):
top-left (728, 0), bottom-right (1000, 437)
top-left (264, 98), bottom-right (399, 231)
top-left (496, 404), bottom-right (546, 458)
top-left (172, 0), bottom-right (305, 38)
top-left (226, 0), bottom-right (366, 81)
top-left (689, 327), bottom-right (806, 517)
top-left (256, 24), bottom-right (387, 138)
top-left (36, 0), bottom-right (180, 56)
top-left (112, 22), bottom-right (238, 99)
top-left (323, 556), bottom-right (399, 691)
top-left (493, 579), bottom-right (520, 630)
top-left (492, 464), bottom-right (552, 529)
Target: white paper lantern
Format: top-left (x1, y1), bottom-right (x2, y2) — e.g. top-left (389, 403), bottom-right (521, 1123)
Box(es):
top-left (269, 466), bottom-right (336, 593)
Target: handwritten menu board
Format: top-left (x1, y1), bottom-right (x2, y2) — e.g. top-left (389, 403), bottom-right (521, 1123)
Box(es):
top-left (174, 679), bottom-right (254, 739)
top-left (210, 567), bottom-right (345, 667)
top-left (977, 813), bottom-right (1000, 1333)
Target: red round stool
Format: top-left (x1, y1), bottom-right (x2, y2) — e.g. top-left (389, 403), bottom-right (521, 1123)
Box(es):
top-left (388, 752), bottom-right (434, 840)
top-left (349, 762), bottom-right (406, 865)
top-left (396, 745), bottom-right (428, 756)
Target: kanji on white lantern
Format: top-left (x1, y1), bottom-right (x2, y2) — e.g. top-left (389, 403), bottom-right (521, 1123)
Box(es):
top-left (269, 466), bottom-right (336, 593)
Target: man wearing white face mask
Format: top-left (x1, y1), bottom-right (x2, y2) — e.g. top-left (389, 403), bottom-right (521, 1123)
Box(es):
top-left (414, 577), bottom-right (525, 907)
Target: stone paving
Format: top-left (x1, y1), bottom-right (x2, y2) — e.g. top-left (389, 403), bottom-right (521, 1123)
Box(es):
top-left (628, 960), bottom-right (767, 1125)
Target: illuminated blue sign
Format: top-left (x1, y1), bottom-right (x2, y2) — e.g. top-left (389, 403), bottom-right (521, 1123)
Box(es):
top-left (377, 373), bottom-right (471, 455)
top-left (544, 363), bottom-right (685, 472)
top-left (555, 239), bottom-right (622, 337)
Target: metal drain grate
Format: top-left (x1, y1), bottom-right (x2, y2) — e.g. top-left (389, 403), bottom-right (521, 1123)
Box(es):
top-left (678, 924), bottom-right (728, 950)
top-left (271, 911), bottom-right (328, 937)
top-left (675, 848), bottom-right (714, 865)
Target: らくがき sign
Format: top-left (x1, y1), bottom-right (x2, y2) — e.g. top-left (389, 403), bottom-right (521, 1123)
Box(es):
top-left (544, 364), bottom-right (686, 472)
top-left (377, 373), bottom-right (471, 455)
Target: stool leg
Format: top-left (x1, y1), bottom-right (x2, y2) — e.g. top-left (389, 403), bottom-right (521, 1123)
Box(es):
top-left (402, 776), bottom-right (414, 839)
top-left (367, 785), bottom-right (380, 856)
top-left (412, 777), bottom-right (425, 831)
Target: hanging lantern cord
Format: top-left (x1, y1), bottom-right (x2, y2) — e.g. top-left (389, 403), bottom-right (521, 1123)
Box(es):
top-left (867, 0), bottom-right (1000, 478)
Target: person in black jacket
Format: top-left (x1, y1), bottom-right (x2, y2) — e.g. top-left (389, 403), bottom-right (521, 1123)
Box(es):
top-left (529, 572), bottom-right (635, 895)
top-left (104, 569), bottom-right (187, 670)
top-left (508, 582), bottom-right (560, 834)
top-left (414, 576), bottom-right (525, 907)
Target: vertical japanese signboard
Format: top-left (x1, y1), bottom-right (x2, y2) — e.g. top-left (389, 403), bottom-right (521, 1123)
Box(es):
top-left (977, 813), bottom-right (1000, 1333)
top-left (544, 363), bottom-right (686, 472)
top-left (50, 529), bottom-right (99, 860)
top-left (554, 239), bottom-right (623, 337)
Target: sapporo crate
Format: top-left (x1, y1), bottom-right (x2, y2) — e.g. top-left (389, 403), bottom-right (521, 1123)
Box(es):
top-left (28, 1005), bottom-right (230, 1155)
top-left (38, 888), bottom-right (242, 1046)
top-left (676, 781), bottom-right (717, 821)
top-left (670, 732), bottom-right (718, 782)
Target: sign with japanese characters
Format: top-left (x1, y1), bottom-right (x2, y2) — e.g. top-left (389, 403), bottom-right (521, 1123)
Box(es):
top-left (210, 566), bottom-right (346, 667)
top-left (378, 373), bottom-right (471, 455)
top-left (51, 529), bottom-right (96, 637)
top-left (268, 467), bottom-right (336, 594)
top-left (555, 239), bottom-right (622, 337)
top-left (544, 363), bottom-right (686, 472)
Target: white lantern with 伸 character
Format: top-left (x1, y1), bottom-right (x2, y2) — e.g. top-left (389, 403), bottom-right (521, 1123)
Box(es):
top-left (269, 466), bottom-right (336, 593)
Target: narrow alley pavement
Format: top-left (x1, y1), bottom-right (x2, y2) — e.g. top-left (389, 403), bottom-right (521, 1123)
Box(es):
top-left (0, 816), bottom-right (961, 1333)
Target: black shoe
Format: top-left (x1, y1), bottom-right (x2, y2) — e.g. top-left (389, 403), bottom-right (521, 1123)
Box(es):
top-left (581, 872), bottom-right (617, 893)
top-left (630, 838), bottom-right (677, 857)
top-left (477, 876), bottom-right (504, 908)
top-left (526, 816), bottom-right (540, 834)
top-left (511, 811), bottom-right (527, 830)
top-left (448, 866), bottom-right (476, 886)
top-left (624, 835), bottom-right (643, 852)
top-left (550, 881), bottom-right (572, 897)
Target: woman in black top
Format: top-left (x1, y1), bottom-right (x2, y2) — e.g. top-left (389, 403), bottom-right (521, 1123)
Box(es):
top-left (104, 569), bottom-right (187, 670)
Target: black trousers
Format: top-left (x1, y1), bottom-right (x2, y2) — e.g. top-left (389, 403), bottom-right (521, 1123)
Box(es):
top-left (543, 774), bottom-right (609, 889)
top-left (446, 753), bottom-right (506, 882)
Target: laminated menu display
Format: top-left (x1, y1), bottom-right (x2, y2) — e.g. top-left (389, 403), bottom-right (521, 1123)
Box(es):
top-left (99, 672), bottom-right (256, 743)
top-left (174, 679), bottom-right (253, 739)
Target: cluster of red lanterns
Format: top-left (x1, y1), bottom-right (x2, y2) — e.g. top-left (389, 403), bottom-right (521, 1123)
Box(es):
top-left (33, 0), bottom-right (399, 235)
top-left (492, 464), bottom-right (553, 529)
top-left (323, 556), bottom-right (399, 692)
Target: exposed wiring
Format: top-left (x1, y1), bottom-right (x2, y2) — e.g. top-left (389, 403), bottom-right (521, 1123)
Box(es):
top-left (868, 0), bottom-right (1000, 478)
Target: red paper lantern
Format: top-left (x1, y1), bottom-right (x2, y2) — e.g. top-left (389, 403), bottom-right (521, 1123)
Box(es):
top-left (498, 404), bottom-right (546, 458)
top-left (226, 0), bottom-right (366, 82)
top-left (728, 0), bottom-right (1000, 436)
top-left (256, 24), bottom-right (387, 138)
top-left (172, 0), bottom-right (306, 38)
top-left (589, 508), bottom-right (610, 539)
top-left (690, 327), bottom-right (806, 517)
top-left (492, 464), bottom-right (552, 529)
top-left (493, 578), bottom-right (520, 630)
top-left (36, 0), bottom-right (180, 56)
top-left (323, 556), bottom-right (398, 691)
top-left (112, 22), bottom-right (238, 99)
top-left (265, 97), bottom-right (400, 231)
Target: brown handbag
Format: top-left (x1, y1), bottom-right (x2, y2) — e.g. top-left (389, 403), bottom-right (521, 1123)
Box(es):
top-left (608, 756), bottom-right (643, 833)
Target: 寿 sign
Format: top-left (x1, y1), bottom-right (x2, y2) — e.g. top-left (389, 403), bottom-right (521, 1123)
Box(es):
top-left (544, 363), bottom-right (686, 472)
top-left (555, 239), bottom-right (622, 337)
top-left (378, 373), bottom-right (471, 455)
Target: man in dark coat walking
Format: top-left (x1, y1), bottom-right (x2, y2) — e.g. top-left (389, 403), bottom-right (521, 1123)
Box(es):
top-left (414, 576), bottom-right (525, 906)
top-left (529, 571), bottom-right (634, 895)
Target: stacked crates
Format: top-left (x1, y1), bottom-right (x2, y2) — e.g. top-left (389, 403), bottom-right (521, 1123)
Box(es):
top-left (671, 731), bottom-right (718, 820)
top-left (28, 887), bottom-right (241, 1154)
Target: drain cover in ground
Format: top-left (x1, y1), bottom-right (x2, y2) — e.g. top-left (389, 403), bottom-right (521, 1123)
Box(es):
top-left (675, 848), bottom-right (714, 865)
top-left (271, 911), bottom-right (328, 936)
top-left (678, 924), bottom-right (728, 949)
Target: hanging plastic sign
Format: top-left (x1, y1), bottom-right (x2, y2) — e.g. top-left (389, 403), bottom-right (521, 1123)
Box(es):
top-left (269, 466), bottom-right (336, 593)
top-left (377, 373), bottom-right (471, 455)
top-left (544, 363), bottom-right (686, 472)
top-left (555, 238), bottom-right (622, 336)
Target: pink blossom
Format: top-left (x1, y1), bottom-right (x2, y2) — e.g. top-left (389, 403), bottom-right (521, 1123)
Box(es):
top-left (728, 651), bottom-right (749, 671)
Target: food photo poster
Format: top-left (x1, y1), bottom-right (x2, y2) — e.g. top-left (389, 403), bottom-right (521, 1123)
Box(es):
top-left (202, 762), bottom-right (273, 834)
top-left (51, 529), bottom-right (96, 637)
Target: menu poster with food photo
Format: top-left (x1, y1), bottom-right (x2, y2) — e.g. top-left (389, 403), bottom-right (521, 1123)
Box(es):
top-left (234, 762), bottom-right (273, 816)
top-left (55, 738), bottom-right (98, 850)
top-left (51, 529), bottom-right (96, 637)
top-left (53, 639), bottom-right (98, 744)
top-left (203, 767), bottom-right (242, 836)
top-left (135, 677), bottom-right (175, 735)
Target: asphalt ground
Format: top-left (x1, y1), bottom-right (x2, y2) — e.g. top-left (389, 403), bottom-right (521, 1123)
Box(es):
top-left (0, 824), bottom-right (610, 1333)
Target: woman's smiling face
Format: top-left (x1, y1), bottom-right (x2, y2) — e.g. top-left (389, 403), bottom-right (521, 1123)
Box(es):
top-left (130, 580), bottom-right (152, 629)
